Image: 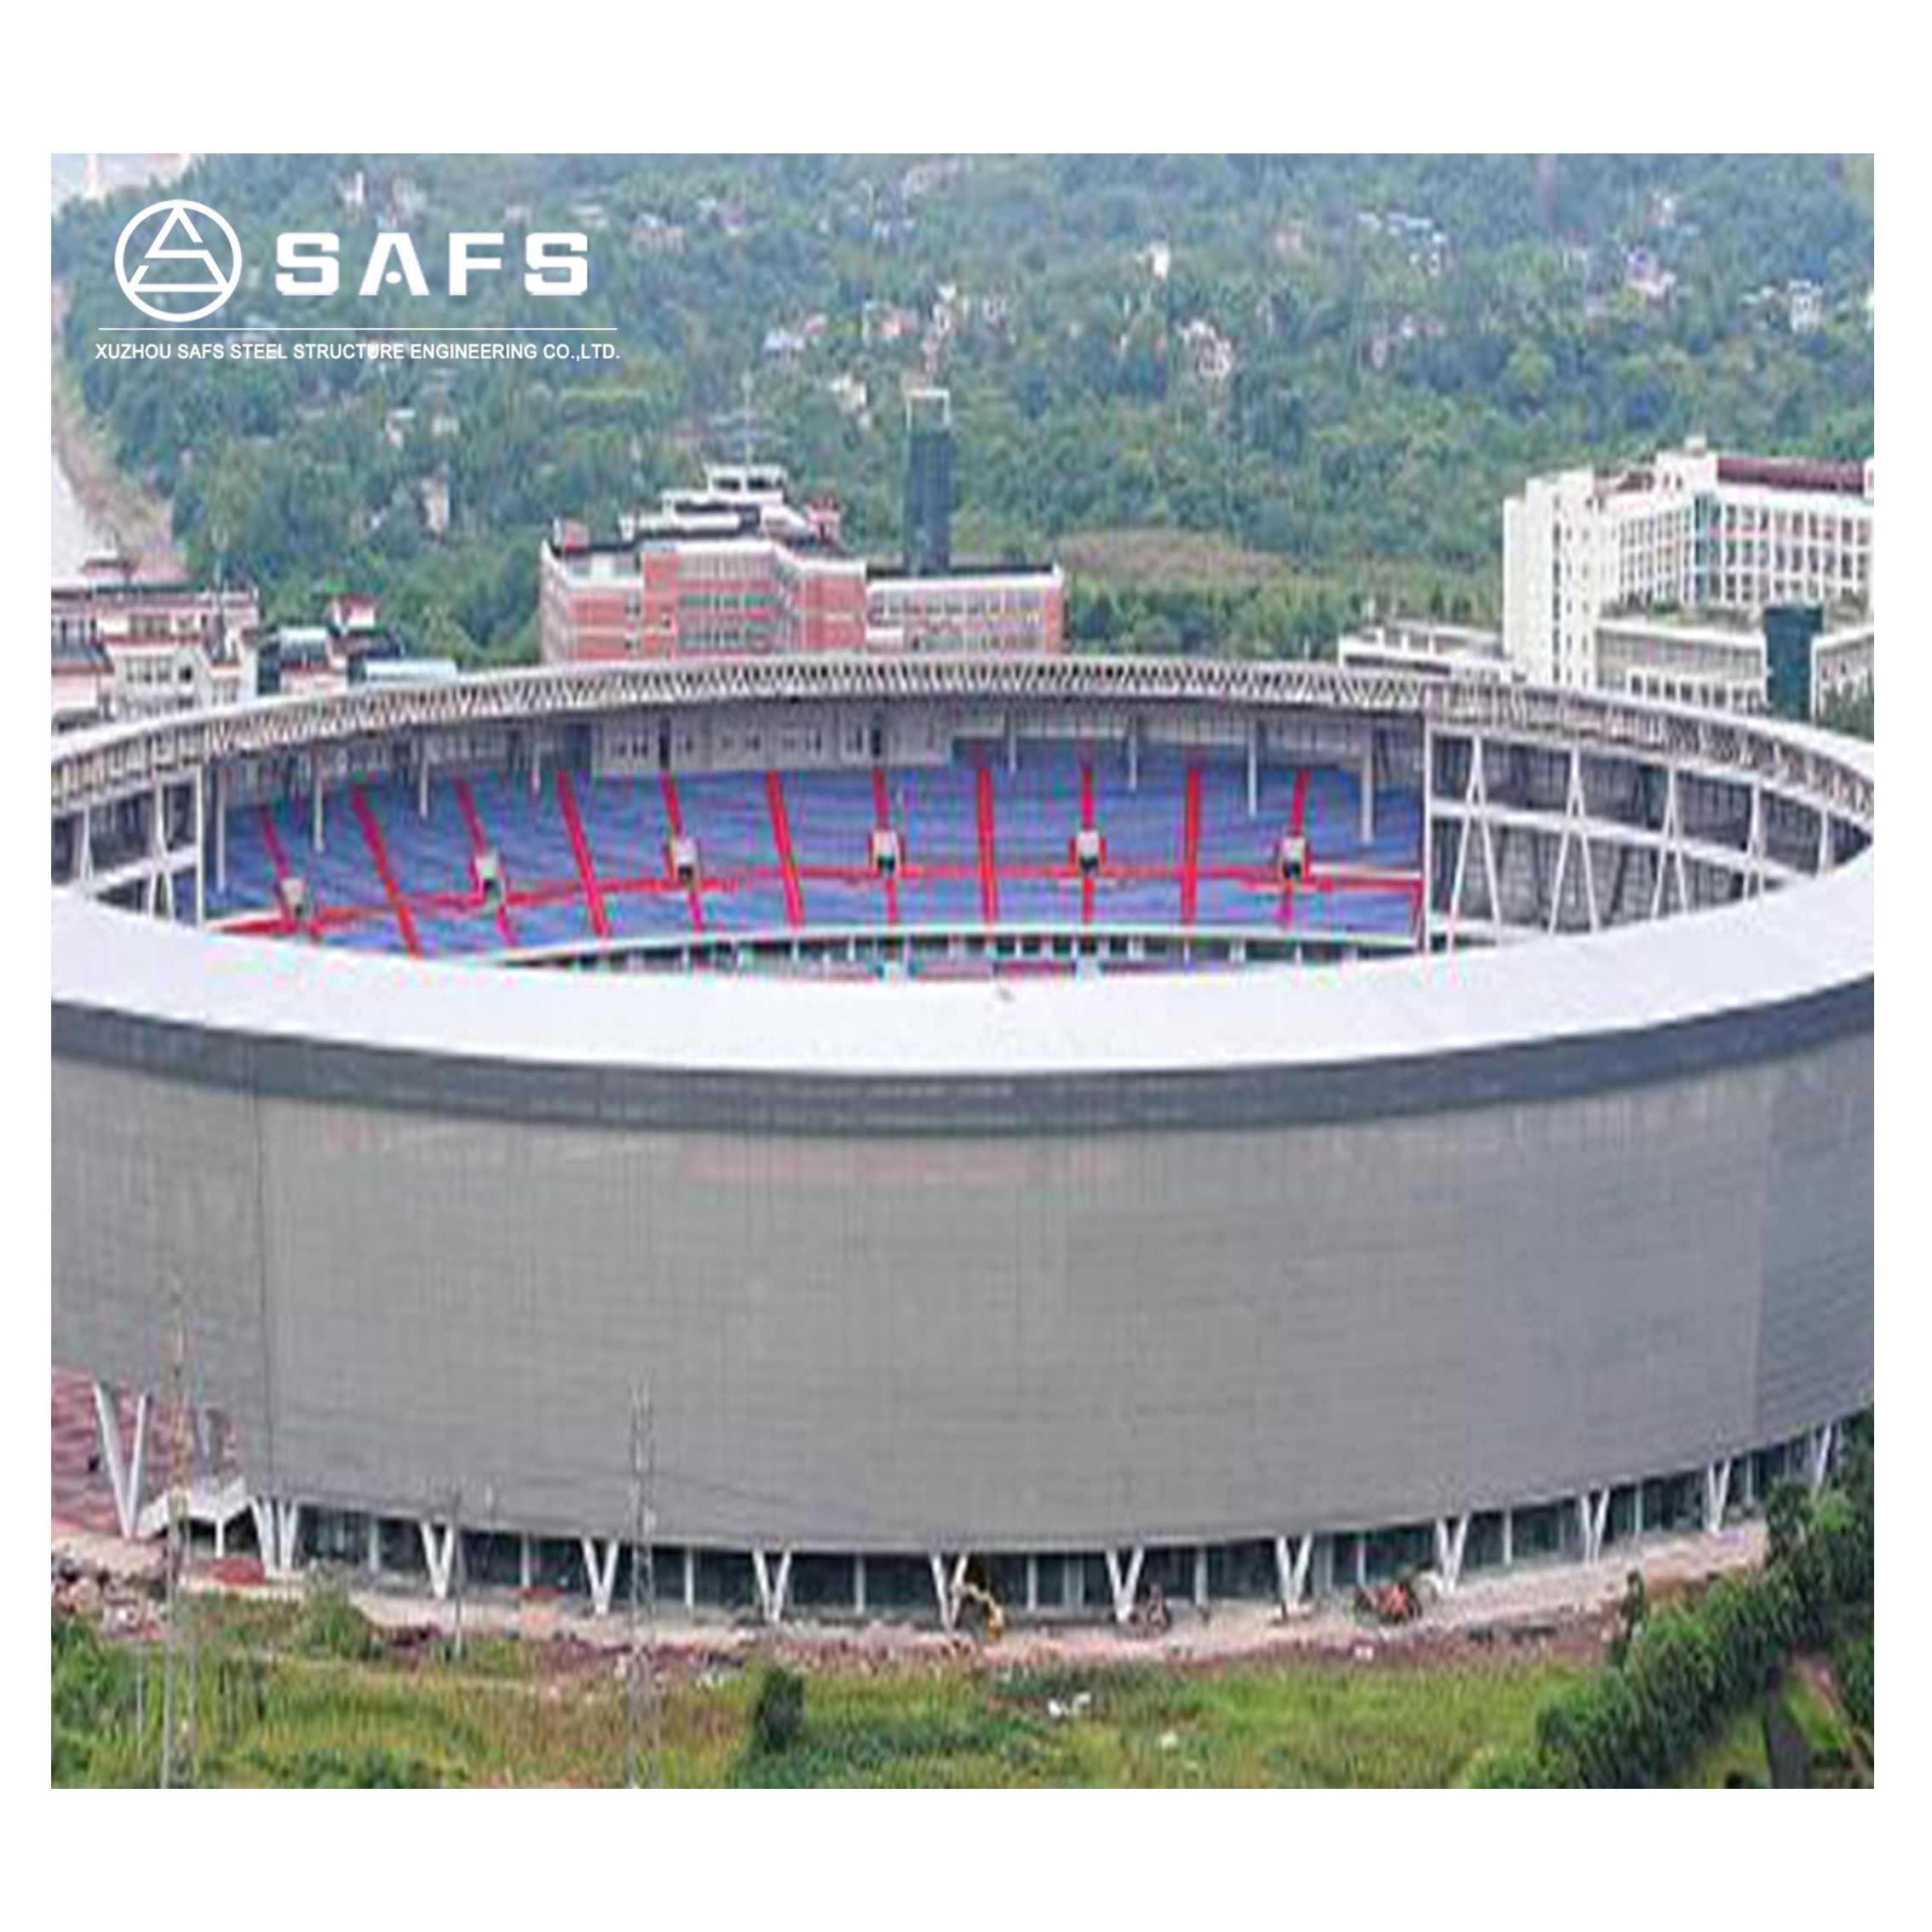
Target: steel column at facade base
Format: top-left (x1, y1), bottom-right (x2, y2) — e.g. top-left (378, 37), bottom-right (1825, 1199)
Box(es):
top-left (156, 1419), bottom-right (1857, 1630)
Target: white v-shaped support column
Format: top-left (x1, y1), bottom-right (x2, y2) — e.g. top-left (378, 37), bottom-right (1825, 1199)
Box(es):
top-left (1806, 1422), bottom-right (1837, 1494)
top-left (91, 1383), bottom-right (151, 1540)
top-left (582, 1536), bottom-right (621, 1617)
top-left (1102, 1546), bottom-right (1145, 1626)
top-left (1273, 1532), bottom-right (1314, 1612)
top-left (249, 1497), bottom-right (302, 1574)
top-left (750, 1547), bottom-right (793, 1626)
top-left (1705, 1458), bottom-right (1734, 1533)
top-left (1576, 1488), bottom-right (1611, 1565)
top-left (421, 1520), bottom-right (460, 1601)
top-left (927, 1551), bottom-right (969, 1631)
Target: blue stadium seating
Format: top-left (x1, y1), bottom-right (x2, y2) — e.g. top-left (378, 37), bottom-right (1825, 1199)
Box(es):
top-left (1093, 746), bottom-right (1181, 926)
top-left (204, 750), bottom-right (1423, 961)
top-left (889, 761), bottom-right (983, 929)
top-left (786, 769), bottom-right (890, 929)
top-left (360, 782), bottom-right (471, 901)
top-left (573, 779), bottom-right (693, 942)
top-left (205, 818), bottom-right (279, 923)
top-left (676, 773), bottom-right (789, 934)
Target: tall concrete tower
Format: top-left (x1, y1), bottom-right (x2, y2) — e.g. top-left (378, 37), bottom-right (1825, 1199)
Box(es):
top-left (903, 387), bottom-right (953, 576)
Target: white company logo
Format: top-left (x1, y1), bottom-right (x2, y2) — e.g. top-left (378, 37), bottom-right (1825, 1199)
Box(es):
top-left (115, 199), bottom-right (243, 322)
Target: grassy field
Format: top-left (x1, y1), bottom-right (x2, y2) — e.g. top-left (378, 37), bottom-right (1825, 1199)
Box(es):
top-left (1056, 529), bottom-right (1320, 593)
top-left (53, 1594), bottom-right (1582, 1788)
top-left (1054, 526), bottom-right (1496, 621)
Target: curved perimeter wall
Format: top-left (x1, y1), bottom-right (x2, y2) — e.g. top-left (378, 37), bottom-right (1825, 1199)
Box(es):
top-left (51, 661), bottom-right (1875, 1564)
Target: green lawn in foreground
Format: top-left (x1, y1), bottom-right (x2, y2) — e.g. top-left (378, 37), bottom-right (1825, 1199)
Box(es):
top-left (54, 1599), bottom-right (1582, 1788)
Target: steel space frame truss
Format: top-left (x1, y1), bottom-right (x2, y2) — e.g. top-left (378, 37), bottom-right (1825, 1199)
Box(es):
top-left (1428, 722), bottom-right (1839, 951)
top-left (54, 662), bottom-right (1870, 960)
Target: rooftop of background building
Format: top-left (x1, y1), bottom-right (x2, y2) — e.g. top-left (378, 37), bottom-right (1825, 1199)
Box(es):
top-left (1715, 453), bottom-right (1871, 497)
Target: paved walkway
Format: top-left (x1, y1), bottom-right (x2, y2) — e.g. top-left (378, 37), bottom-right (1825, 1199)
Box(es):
top-left (52, 1520), bottom-right (1767, 1670)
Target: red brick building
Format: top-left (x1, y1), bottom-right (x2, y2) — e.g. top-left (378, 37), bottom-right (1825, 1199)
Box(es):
top-left (540, 465), bottom-right (1063, 664)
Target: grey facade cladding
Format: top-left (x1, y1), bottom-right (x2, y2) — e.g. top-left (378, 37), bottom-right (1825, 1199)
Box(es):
top-left (48, 976), bottom-right (1873, 1135)
top-left (52, 991), bottom-right (1872, 1554)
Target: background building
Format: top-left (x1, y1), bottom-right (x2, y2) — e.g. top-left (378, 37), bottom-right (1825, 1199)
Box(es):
top-left (865, 564), bottom-right (1065, 653)
top-left (1593, 608), bottom-right (1767, 714)
top-left (1502, 440), bottom-right (1874, 716)
top-left (541, 462), bottom-right (1064, 662)
top-left (1809, 614), bottom-right (1875, 718)
top-left (49, 555), bottom-right (261, 730)
top-left (255, 593), bottom-right (405, 699)
top-left (1336, 618), bottom-right (1515, 683)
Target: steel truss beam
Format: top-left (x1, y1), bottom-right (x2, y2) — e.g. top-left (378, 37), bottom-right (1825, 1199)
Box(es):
top-left (52, 656), bottom-right (1873, 831)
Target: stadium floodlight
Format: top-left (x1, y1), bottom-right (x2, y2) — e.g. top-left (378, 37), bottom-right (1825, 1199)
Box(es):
top-left (474, 848), bottom-right (505, 910)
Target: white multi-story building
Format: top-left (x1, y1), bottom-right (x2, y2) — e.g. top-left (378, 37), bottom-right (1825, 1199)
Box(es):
top-left (49, 555), bottom-right (262, 732)
top-left (1594, 608), bottom-right (1766, 715)
top-left (1701, 452), bottom-right (1875, 618)
top-left (1503, 441), bottom-right (1874, 710)
top-left (1811, 614), bottom-right (1875, 718)
top-left (1337, 618), bottom-right (1516, 684)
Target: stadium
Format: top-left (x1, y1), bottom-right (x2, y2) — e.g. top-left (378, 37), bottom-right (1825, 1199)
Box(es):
top-left (50, 654), bottom-right (1873, 1628)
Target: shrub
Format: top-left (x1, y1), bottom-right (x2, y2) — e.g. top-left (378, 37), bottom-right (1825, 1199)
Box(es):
top-left (1701, 1575), bottom-right (1776, 1706)
top-left (1762, 1690), bottom-right (1811, 1788)
top-left (1536, 1668), bottom-right (1647, 1786)
top-left (1839, 1419), bottom-right (1874, 1522)
top-left (1607, 1569), bottom-right (1647, 1669)
top-left (1810, 1490), bottom-right (1872, 1608)
top-left (750, 1662), bottom-right (805, 1756)
top-left (1625, 1608), bottom-right (1719, 1775)
top-left (1834, 1633), bottom-right (1874, 1735)
top-left (1757, 1565), bottom-right (1804, 1656)
top-left (1784, 1530), bottom-right (1837, 1649)
top-left (298, 1578), bottom-right (382, 1663)
top-left (1765, 1478), bottom-right (1812, 1565)
top-left (1512, 1433), bottom-right (1875, 1786)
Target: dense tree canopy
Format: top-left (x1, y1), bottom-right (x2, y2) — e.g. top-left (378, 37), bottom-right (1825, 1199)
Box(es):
top-left (55, 155), bottom-right (1874, 661)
